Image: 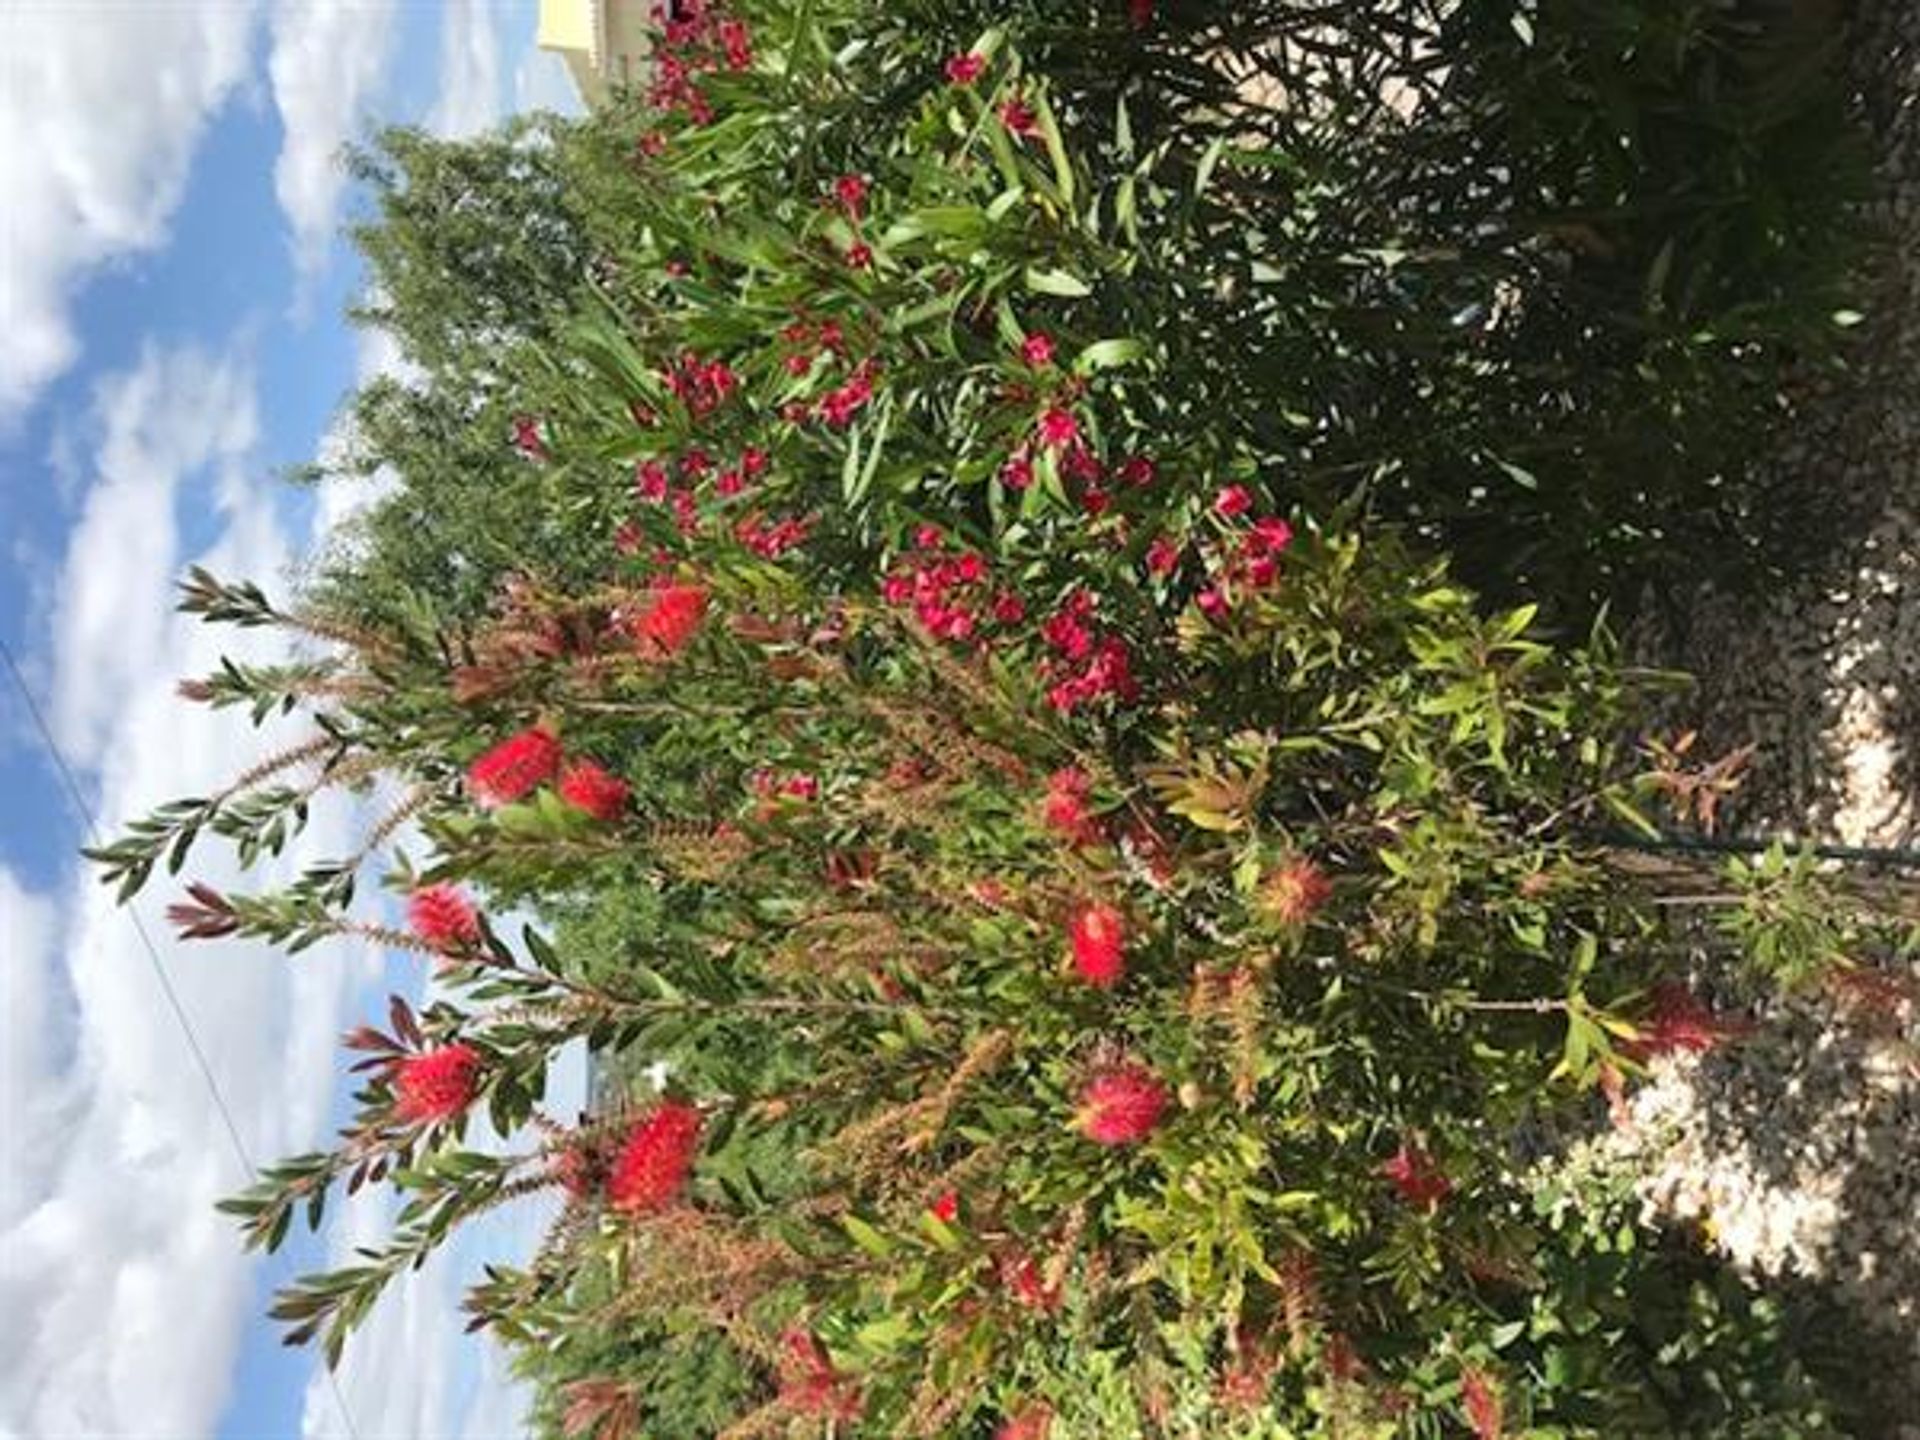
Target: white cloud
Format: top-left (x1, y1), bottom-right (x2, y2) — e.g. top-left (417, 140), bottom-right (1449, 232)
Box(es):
top-left (0, 0), bottom-right (260, 422)
top-left (0, 342), bottom-right (377, 1438)
top-left (48, 344), bottom-right (260, 767)
top-left (428, 0), bottom-right (505, 139)
top-left (268, 0), bottom-right (402, 281)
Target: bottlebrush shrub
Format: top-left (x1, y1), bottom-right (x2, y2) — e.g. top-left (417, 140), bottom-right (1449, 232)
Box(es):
top-left (88, 15), bottom-right (1894, 1438)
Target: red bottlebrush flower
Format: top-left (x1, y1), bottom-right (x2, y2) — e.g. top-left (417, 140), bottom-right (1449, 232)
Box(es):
top-left (845, 240), bottom-right (874, 269)
top-left (1020, 332), bottom-right (1056, 368)
top-left (1077, 1062), bottom-right (1167, 1145)
top-left (1036, 407), bottom-right (1080, 450)
top-left (1069, 901), bottom-right (1126, 987)
top-left (928, 1189), bottom-right (960, 1224)
top-left (1000, 98), bottom-right (1039, 137)
top-left (631, 583), bottom-right (709, 658)
top-left (467, 726), bottom-right (562, 807)
top-left (1000, 1251), bottom-right (1061, 1312)
top-left (1259, 858), bottom-right (1332, 927)
top-left (997, 1403), bottom-right (1054, 1440)
top-left (833, 172), bottom-right (868, 216)
top-left (393, 1044), bottom-right (481, 1124)
top-left (1461, 1367), bottom-right (1504, 1440)
top-left (1379, 1141), bottom-right (1452, 1210)
top-left (606, 1100), bottom-right (702, 1215)
top-left (778, 1331), bottom-right (863, 1421)
top-left (1145, 535), bottom-right (1182, 576)
top-left (407, 884), bottom-right (480, 951)
top-left (1623, 983), bottom-right (1751, 1061)
top-left (946, 51), bottom-right (987, 85)
top-left (558, 760), bottom-right (630, 822)
top-left (1215, 484), bottom-right (1253, 516)
top-left (1043, 769), bottom-right (1103, 847)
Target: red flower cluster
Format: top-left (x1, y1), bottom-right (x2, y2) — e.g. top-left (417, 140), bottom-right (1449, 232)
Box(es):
top-left (662, 351), bottom-right (740, 420)
top-left (880, 529), bottom-right (1022, 645)
top-left (393, 1044), bottom-right (481, 1124)
top-left (467, 726), bottom-right (562, 807)
top-left (649, 1), bottom-right (751, 122)
top-left (777, 1330), bottom-right (862, 1422)
top-left (945, 51), bottom-right (987, 85)
top-left (1198, 512), bottom-right (1295, 619)
top-left (734, 510), bottom-right (813, 558)
top-left (1069, 901), bottom-right (1127, 988)
top-left (1000, 98), bottom-right (1039, 137)
top-left (1042, 767), bottom-right (1104, 847)
top-left (629, 583), bottom-right (709, 657)
top-left (510, 414), bottom-right (547, 461)
top-left (558, 760), bottom-right (630, 821)
top-left (1039, 591), bottom-right (1138, 713)
top-left (927, 1189), bottom-right (960, 1224)
top-left (407, 884), bottom-right (480, 951)
top-left (1145, 534), bottom-right (1183, 577)
top-left (1077, 1061), bottom-right (1167, 1145)
top-left (1020, 332), bottom-right (1056, 368)
top-left (606, 1100), bottom-right (703, 1214)
top-left (817, 360), bottom-right (878, 427)
top-left (1379, 1141), bottom-right (1452, 1210)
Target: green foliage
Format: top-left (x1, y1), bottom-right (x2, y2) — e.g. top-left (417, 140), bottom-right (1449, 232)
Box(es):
top-left (88, 2), bottom-right (1890, 1436)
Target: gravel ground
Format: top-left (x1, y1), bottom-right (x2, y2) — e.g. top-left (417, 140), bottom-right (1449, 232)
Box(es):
top-left (1615, 3), bottom-right (1920, 1430)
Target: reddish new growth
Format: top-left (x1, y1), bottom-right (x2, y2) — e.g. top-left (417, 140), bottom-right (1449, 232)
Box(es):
top-left (1461, 1367), bottom-right (1505, 1440)
top-left (630, 583), bottom-right (709, 658)
top-left (1259, 857), bottom-right (1331, 926)
top-left (393, 1044), bottom-right (481, 1124)
top-left (777, 1330), bottom-right (862, 1422)
top-left (1077, 1062), bottom-right (1167, 1145)
top-left (1622, 983), bottom-right (1752, 1061)
top-left (1379, 1141), bottom-right (1452, 1210)
top-left (997, 1403), bottom-right (1054, 1440)
top-left (407, 884), bottom-right (480, 951)
top-left (606, 1100), bottom-right (702, 1215)
top-left (1069, 902), bottom-right (1127, 988)
top-left (467, 726), bottom-right (562, 807)
top-left (1042, 767), bottom-right (1104, 847)
top-left (558, 760), bottom-right (630, 821)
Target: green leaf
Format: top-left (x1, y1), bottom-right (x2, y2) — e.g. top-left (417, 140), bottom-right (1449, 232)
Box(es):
top-left (1073, 337), bottom-right (1144, 374)
top-left (1024, 266), bottom-right (1091, 298)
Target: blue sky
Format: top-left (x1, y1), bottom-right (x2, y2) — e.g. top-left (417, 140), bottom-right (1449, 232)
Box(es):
top-left (0, 4), bottom-right (586, 1436)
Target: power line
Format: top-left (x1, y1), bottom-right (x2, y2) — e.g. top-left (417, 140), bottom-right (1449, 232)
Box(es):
top-left (0, 634), bottom-right (364, 1440)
